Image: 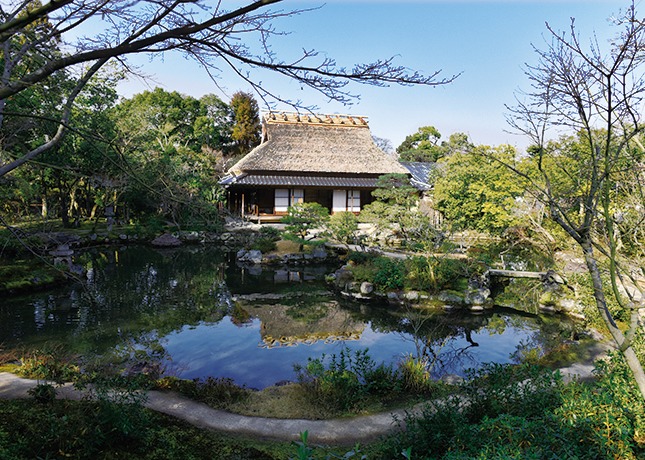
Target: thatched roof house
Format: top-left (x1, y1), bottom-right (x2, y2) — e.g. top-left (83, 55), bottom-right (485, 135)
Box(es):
top-left (221, 112), bottom-right (409, 221)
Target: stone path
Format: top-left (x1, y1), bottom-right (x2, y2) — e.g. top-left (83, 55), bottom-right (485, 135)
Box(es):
top-left (0, 372), bottom-right (412, 445)
top-left (0, 343), bottom-right (609, 446)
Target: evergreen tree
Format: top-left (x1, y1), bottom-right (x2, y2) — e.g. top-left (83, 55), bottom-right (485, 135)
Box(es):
top-left (230, 92), bottom-right (261, 155)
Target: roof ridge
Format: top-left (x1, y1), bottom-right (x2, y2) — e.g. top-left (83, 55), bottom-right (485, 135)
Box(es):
top-left (263, 111), bottom-right (369, 127)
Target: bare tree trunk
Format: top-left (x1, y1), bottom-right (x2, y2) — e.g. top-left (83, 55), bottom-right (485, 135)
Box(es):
top-left (581, 239), bottom-right (645, 397)
top-left (41, 196), bottom-right (47, 219)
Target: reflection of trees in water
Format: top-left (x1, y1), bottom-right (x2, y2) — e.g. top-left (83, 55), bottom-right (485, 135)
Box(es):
top-left (344, 301), bottom-right (576, 379)
top-left (6, 246), bottom-right (233, 355)
top-left (397, 308), bottom-right (480, 378)
top-left (4, 247), bottom-right (579, 381)
top-left (492, 278), bottom-right (543, 314)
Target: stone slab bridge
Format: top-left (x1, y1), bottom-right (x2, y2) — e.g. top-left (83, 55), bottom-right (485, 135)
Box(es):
top-left (476, 269), bottom-right (573, 313)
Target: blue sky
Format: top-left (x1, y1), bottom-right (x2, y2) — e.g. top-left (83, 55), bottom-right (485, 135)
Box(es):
top-left (117, 0), bottom-right (628, 152)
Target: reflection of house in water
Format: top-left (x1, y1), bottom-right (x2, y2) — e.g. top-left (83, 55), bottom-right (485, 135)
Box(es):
top-left (273, 269), bottom-right (302, 283)
top-left (233, 296), bottom-right (365, 348)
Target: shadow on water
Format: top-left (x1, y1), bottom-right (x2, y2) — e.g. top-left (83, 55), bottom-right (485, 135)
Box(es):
top-left (0, 245), bottom-right (577, 389)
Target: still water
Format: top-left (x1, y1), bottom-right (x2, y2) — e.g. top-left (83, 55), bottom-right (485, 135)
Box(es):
top-left (0, 246), bottom-right (573, 389)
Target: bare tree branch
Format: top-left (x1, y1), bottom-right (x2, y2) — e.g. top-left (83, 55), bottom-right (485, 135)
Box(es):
top-left (1, 0), bottom-right (456, 178)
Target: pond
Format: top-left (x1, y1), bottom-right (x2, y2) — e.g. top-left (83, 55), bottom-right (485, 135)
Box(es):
top-left (0, 245), bottom-right (576, 389)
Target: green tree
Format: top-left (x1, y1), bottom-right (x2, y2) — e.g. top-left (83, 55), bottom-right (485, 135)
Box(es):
top-left (397, 126), bottom-right (445, 162)
top-left (507, 3), bottom-right (645, 397)
top-left (433, 144), bottom-right (525, 234)
top-left (112, 88), bottom-right (224, 227)
top-left (194, 94), bottom-right (234, 154)
top-left (230, 91), bottom-right (261, 155)
top-left (371, 173), bottom-right (418, 207)
top-left (326, 211), bottom-right (359, 249)
top-left (361, 173), bottom-right (440, 248)
top-left (282, 202), bottom-right (329, 251)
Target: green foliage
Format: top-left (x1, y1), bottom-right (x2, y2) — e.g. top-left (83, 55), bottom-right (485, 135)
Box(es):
top-left (397, 126), bottom-right (445, 162)
top-left (282, 202), bottom-right (330, 251)
top-left (230, 91), bottom-right (261, 155)
top-left (399, 354), bottom-right (432, 394)
top-left (371, 173), bottom-right (418, 207)
top-left (78, 374), bottom-right (152, 442)
top-left (27, 383), bottom-right (57, 404)
top-left (251, 237), bottom-right (278, 253)
top-left (326, 211), bottom-right (360, 247)
top-left (260, 225), bottom-right (282, 240)
top-left (362, 173), bottom-right (442, 249)
top-left (291, 431), bottom-right (314, 460)
top-left (376, 356), bottom-right (645, 459)
top-left (567, 271), bottom-right (629, 328)
top-left (372, 257), bottom-right (405, 290)
top-left (0, 399), bottom-right (287, 459)
top-left (397, 127), bottom-right (473, 163)
top-left (345, 253), bottom-right (467, 293)
top-left (0, 258), bottom-right (65, 294)
top-left (434, 144), bottom-right (526, 234)
top-left (404, 255), bottom-right (468, 292)
top-left (250, 226), bottom-right (282, 252)
top-left (17, 346), bottom-right (80, 384)
top-left (294, 348), bottom-right (403, 414)
top-left (290, 430), bottom-right (367, 460)
top-left (346, 250), bottom-right (378, 266)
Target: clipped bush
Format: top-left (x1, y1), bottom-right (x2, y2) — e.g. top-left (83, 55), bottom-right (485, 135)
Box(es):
top-left (372, 257), bottom-right (405, 290)
top-left (346, 250), bottom-right (377, 265)
top-left (259, 225), bottom-right (281, 240)
top-left (326, 211), bottom-right (359, 247)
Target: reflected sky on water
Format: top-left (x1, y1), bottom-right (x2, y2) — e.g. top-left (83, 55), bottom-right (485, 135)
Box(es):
top-left (0, 245), bottom-right (573, 388)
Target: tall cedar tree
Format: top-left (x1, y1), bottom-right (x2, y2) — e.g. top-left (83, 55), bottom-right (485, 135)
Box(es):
top-left (230, 92), bottom-right (261, 156)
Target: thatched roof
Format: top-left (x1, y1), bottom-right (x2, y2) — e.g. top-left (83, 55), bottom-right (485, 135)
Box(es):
top-left (229, 112), bottom-right (408, 176)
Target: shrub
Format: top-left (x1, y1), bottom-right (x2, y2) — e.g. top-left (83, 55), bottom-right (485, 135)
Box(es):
top-left (282, 202), bottom-right (329, 251)
top-left (28, 383), bottom-right (57, 404)
top-left (399, 354), bottom-right (432, 394)
top-left (294, 347), bottom-right (402, 414)
top-left (373, 359), bottom-right (645, 459)
top-left (250, 236), bottom-right (277, 253)
top-left (259, 225), bottom-right (281, 240)
top-left (18, 346), bottom-right (80, 383)
top-left (326, 211), bottom-right (359, 247)
top-left (404, 256), bottom-right (470, 292)
top-left (346, 250), bottom-right (377, 265)
top-left (372, 257), bottom-right (405, 290)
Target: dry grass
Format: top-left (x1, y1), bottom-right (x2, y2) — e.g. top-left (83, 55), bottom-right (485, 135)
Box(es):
top-left (270, 240), bottom-right (304, 256)
top-left (228, 383), bottom-right (329, 419)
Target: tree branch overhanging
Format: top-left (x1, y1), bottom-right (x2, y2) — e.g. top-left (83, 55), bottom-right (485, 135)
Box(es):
top-left (1, 0), bottom-right (457, 178)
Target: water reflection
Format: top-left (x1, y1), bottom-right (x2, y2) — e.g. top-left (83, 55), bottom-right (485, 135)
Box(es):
top-left (0, 245), bottom-right (575, 388)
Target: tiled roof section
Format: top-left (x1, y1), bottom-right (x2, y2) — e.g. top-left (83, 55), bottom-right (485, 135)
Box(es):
top-left (220, 174), bottom-right (380, 188)
top-left (228, 112), bottom-right (408, 176)
top-left (400, 161), bottom-right (435, 191)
